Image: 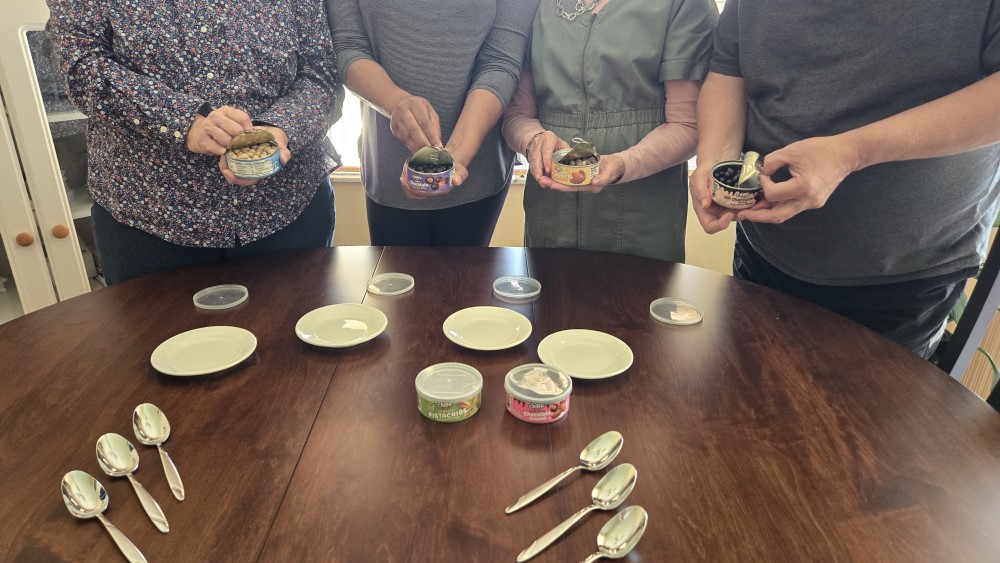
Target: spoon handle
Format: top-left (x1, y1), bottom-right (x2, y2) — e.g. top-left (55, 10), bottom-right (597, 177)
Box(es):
top-left (579, 553), bottom-right (605, 563)
top-left (157, 445), bottom-right (185, 501)
top-left (127, 474), bottom-right (170, 533)
top-left (96, 514), bottom-right (149, 563)
top-left (517, 504), bottom-right (597, 562)
top-left (505, 465), bottom-right (581, 514)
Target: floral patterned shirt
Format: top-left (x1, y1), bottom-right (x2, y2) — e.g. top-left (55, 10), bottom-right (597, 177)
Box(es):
top-left (46, 0), bottom-right (342, 247)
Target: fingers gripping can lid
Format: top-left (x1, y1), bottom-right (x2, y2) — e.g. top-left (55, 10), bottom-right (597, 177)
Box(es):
top-left (227, 128), bottom-right (275, 150)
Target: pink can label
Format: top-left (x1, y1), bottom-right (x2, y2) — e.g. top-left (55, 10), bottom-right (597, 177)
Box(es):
top-left (506, 394), bottom-right (570, 424)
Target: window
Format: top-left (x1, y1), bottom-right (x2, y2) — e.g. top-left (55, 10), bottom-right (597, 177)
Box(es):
top-left (329, 90), bottom-right (362, 169)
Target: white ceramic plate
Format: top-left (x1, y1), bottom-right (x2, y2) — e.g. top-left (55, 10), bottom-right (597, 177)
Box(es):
top-left (296, 303), bottom-right (388, 348)
top-left (151, 326), bottom-right (257, 376)
top-left (443, 306), bottom-right (532, 351)
top-left (537, 329), bottom-right (634, 379)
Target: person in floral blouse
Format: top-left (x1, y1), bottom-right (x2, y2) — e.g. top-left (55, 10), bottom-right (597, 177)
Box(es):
top-left (46, 0), bottom-right (343, 284)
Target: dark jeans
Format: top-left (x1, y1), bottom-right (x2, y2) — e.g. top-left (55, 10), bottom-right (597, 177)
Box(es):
top-left (365, 186), bottom-right (509, 246)
top-left (92, 179), bottom-right (335, 285)
top-left (733, 224), bottom-right (975, 359)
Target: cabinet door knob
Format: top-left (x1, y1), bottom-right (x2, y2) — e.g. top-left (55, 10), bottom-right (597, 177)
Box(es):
top-left (52, 224), bottom-right (70, 239)
top-left (15, 231), bottom-right (35, 247)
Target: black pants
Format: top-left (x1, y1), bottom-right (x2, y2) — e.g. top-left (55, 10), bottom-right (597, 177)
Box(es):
top-left (365, 186), bottom-right (509, 247)
top-left (733, 224), bottom-right (975, 358)
top-left (93, 179), bottom-right (335, 285)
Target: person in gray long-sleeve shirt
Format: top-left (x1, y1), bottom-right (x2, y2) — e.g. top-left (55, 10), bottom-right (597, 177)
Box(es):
top-left (328, 0), bottom-right (538, 246)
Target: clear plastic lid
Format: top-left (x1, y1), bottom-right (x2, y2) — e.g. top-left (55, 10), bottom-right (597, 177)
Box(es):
top-left (649, 297), bottom-right (704, 325)
top-left (193, 284), bottom-right (248, 310)
top-left (493, 275), bottom-right (541, 301)
top-left (504, 363), bottom-right (572, 403)
top-left (415, 362), bottom-right (483, 402)
top-left (368, 272), bottom-right (415, 296)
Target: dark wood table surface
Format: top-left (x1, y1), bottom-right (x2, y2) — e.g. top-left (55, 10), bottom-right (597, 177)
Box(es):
top-left (3, 247), bottom-right (1000, 562)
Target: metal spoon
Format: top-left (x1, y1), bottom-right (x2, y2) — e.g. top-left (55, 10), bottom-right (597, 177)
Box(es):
top-left (517, 463), bottom-right (638, 562)
top-left (96, 433), bottom-right (169, 533)
top-left (506, 431), bottom-right (624, 514)
top-left (60, 470), bottom-right (148, 563)
top-left (579, 505), bottom-right (648, 563)
top-left (133, 403), bottom-right (185, 501)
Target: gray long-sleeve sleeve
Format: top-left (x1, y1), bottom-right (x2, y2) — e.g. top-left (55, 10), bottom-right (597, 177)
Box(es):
top-left (326, 0), bottom-right (535, 211)
top-left (327, 0), bottom-right (373, 83)
top-left (469, 0), bottom-right (539, 108)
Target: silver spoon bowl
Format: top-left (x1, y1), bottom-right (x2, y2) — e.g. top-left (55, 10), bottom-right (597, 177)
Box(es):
top-left (133, 403), bottom-right (185, 501)
top-left (580, 505), bottom-right (648, 563)
top-left (96, 433), bottom-right (169, 533)
top-left (517, 463), bottom-right (638, 562)
top-left (61, 470), bottom-right (148, 563)
top-left (506, 430), bottom-right (624, 514)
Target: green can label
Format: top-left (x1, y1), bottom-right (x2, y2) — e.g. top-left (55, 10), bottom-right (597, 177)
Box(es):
top-left (418, 394), bottom-right (481, 423)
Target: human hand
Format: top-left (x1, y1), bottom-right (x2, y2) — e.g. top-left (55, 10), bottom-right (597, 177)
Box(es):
top-left (737, 135), bottom-right (861, 224)
top-left (219, 126), bottom-right (291, 186)
top-left (389, 95), bottom-right (442, 153)
top-left (689, 163), bottom-right (737, 234)
top-left (545, 155), bottom-right (623, 194)
top-left (187, 106), bottom-right (253, 156)
top-left (585, 154), bottom-right (626, 193)
top-left (527, 131), bottom-right (570, 188)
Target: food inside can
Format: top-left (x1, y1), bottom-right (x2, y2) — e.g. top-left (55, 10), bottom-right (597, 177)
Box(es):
top-left (226, 129), bottom-right (282, 180)
top-left (504, 363), bottom-right (572, 424)
top-left (227, 142), bottom-right (277, 161)
top-left (405, 146), bottom-right (454, 194)
top-left (551, 138), bottom-right (601, 186)
top-left (710, 155), bottom-right (764, 210)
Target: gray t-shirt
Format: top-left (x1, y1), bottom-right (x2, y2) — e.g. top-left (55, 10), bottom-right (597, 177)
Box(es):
top-left (710, 0), bottom-right (1000, 286)
top-left (329, 0), bottom-right (537, 210)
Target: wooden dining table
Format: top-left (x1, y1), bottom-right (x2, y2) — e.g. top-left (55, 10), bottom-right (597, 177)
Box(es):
top-left (2, 246), bottom-right (1000, 562)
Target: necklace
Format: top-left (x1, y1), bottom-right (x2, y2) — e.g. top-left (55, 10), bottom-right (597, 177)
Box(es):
top-left (556, 0), bottom-right (600, 21)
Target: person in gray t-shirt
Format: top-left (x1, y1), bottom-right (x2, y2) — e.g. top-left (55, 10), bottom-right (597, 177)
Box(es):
top-left (692, 0), bottom-right (1000, 357)
top-left (328, 1), bottom-right (537, 246)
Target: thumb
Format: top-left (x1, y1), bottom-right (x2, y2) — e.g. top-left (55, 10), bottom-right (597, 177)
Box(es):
top-left (279, 148), bottom-right (292, 165)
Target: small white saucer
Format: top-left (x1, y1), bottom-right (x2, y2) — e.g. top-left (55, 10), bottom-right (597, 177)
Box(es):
top-left (295, 303), bottom-right (388, 348)
top-left (151, 326), bottom-right (257, 376)
top-left (443, 306), bottom-right (532, 351)
top-left (537, 329), bottom-right (633, 379)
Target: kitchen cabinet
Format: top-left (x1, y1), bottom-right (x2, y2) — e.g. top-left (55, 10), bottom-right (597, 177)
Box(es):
top-left (0, 0), bottom-right (99, 324)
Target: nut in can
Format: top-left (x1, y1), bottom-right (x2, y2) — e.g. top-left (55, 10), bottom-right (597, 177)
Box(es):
top-left (225, 129), bottom-right (282, 180)
top-left (551, 148), bottom-right (601, 186)
top-left (405, 146), bottom-right (454, 194)
top-left (710, 154), bottom-right (764, 210)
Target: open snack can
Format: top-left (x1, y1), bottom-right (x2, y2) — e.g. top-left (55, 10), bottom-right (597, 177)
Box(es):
top-left (405, 146), bottom-right (454, 194)
top-left (504, 363), bottom-right (572, 424)
top-left (710, 151), bottom-right (764, 209)
top-left (225, 129), bottom-right (281, 180)
top-left (551, 138), bottom-right (600, 186)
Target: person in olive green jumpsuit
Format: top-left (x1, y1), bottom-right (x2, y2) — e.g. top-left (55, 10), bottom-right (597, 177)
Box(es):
top-left (503, 0), bottom-right (717, 261)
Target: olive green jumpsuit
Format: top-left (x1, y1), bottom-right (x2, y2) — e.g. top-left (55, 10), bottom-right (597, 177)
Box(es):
top-left (524, 0), bottom-right (716, 261)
